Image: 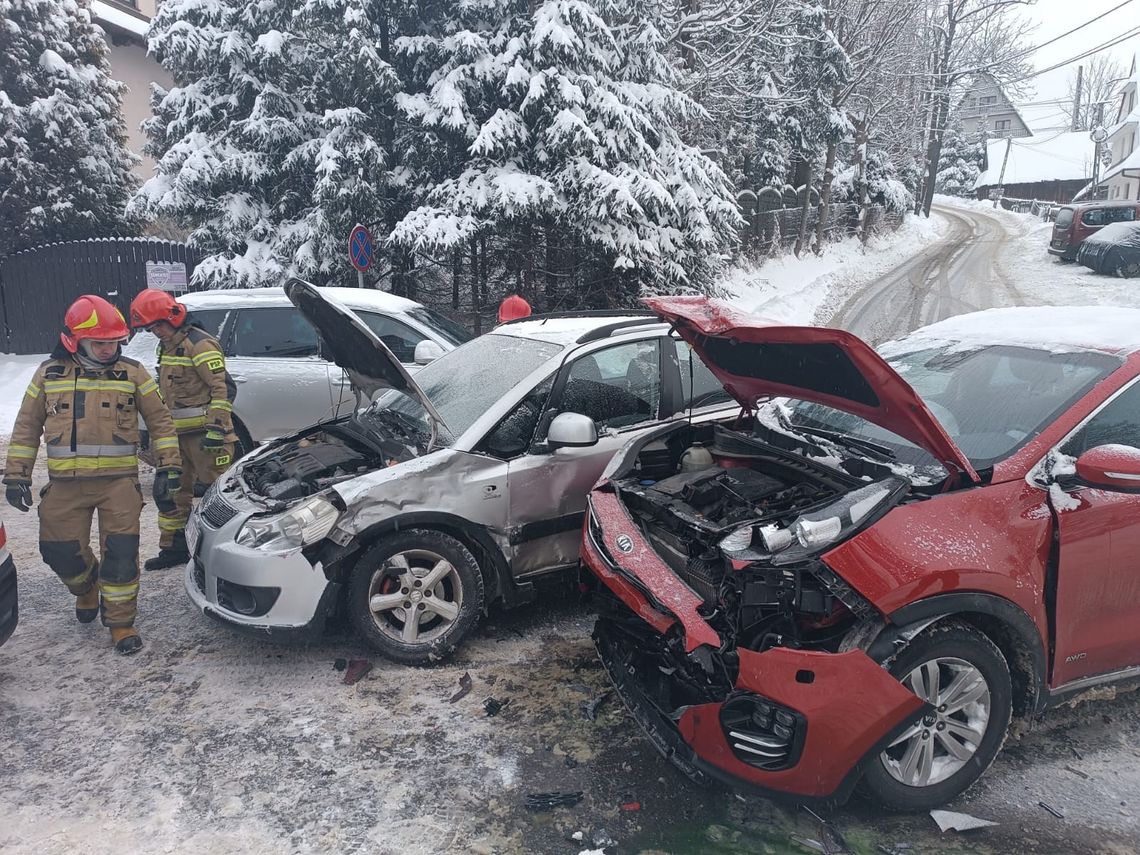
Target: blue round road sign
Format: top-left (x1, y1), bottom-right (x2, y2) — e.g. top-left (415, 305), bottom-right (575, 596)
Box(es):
top-left (349, 224), bottom-right (373, 272)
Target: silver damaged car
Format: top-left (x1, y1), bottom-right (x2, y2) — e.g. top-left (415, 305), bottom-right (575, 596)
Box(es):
top-left (185, 280), bottom-right (733, 663)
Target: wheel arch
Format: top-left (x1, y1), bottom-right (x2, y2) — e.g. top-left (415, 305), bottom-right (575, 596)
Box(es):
top-left (883, 593), bottom-right (1047, 718)
top-left (349, 512), bottom-right (511, 610)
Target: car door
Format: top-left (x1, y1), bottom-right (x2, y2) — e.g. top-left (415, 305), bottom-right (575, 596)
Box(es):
top-left (226, 307), bottom-right (337, 442)
top-left (328, 311), bottom-right (434, 413)
top-left (1050, 378), bottom-right (1140, 685)
top-left (503, 337), bottom-right (668, 576)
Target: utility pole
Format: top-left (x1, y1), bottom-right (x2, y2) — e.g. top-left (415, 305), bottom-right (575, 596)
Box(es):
top-left (1072, 65), bottom-right (1084, 131)
top-left (993, 136), bottom-right (1012, 209)
top-left (1090, 102), bottom-right (1106, 200)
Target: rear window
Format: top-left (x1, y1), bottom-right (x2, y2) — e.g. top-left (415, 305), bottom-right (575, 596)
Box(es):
top-left (1055, 208), bottom-right (1074, 227)
top-left (1081, 207), bottom-right (1137, 227)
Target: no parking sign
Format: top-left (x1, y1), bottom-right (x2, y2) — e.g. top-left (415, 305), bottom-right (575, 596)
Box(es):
top-left (348, 223), bottom-right (373, 272)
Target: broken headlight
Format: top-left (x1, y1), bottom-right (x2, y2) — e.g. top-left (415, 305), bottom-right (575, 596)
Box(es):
top-left (235, 494), bottom-right (342, 552)
top-left (719, 476), bottom-right (908, 565)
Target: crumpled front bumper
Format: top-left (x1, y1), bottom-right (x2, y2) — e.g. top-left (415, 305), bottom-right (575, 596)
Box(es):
top-left (583, 492), bottom-right (927, 801)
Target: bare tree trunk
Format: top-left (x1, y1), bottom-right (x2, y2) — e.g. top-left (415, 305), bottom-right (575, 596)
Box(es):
top-left (921, 90), bottom-right (950, 217)
top-left (813, 140), bottom-right (838, 254)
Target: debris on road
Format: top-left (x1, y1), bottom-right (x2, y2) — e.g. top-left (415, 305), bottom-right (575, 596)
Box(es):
top-left (448, 671), bottom-right (473, 703)
top-left (484, 696), bottom-right (509, 716)
top-left (1064, 765), bottom-right (1090, 780)
top-left (568, 683), bottom-right (593, 694)
top-left (1038, 800), bottom-right (1065, 819)
top-left (582, 690), bottom-right (612, 721)
top-left (591, 828), bottom-right (617, 849)
top-left (619, 799), bottom-right (641, 811)
top-left (802, 806), bottom-right (851, 853)
top-left (342, 659), bottom-right (373, 685)
top-left (333, 658), bottom-right (347, 671)
top-left (524, 791), bottom-right (583, 810)
top-left (790, 835), bottom-right (827, 853)
top-left (930, 809), bottom-right (998, 832)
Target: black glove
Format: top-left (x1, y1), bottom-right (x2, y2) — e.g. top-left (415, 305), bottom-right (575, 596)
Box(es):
top-left (5, 482), bottom-right (31, 513)
top-left (200, 427), bottom-right (225, 451)
top-left (153, 468), bottom-right (181, 513)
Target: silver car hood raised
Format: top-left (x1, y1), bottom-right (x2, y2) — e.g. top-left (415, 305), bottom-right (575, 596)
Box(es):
top-left (284, 278), bottom-right (448, 437)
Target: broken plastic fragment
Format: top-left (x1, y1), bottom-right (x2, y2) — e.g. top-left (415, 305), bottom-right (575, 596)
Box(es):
top-left (929, 809), bottom-right (998, 832)
top-left (342, 659), bottom-right (373, 685)
top-left (525, 791), bottom-right (583, 810)
top-left (582, 690), bottom-right (612, 721)
top-left (448, 671), bottom-right (473, 703)
top-left (484, 696), bottom-right (509, 716)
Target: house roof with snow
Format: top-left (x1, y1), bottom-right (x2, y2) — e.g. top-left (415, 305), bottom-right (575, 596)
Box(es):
top-left (91, 1), bottom-right (149, 43)
top-left (974, 131), bottom-right (1094, 188)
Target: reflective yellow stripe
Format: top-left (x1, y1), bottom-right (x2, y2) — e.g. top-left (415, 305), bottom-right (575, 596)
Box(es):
top-left (139, 379), bottom-right (159, 396)
top-left (42, 379), bottom-right (135, 394)
top-left (25, 383), bottom-right (42, 399)
top-left (99, 583), bottom-right (139, 602)
top-left (8, 445), bottom-right (37, 459)
top-left (60, 568), bottom-right (95, 586)
top-left (192, 350), bottom-right (224, 366)
top-left (73, 308), bottom-right (101, 331)
top-left (152, 436), bottom-right (179, 450)
top-left (173, 415), bottom-right (208, 429)
top-left (46, 444), bottom-right (136, 459)
top-left (47, 456), bottom-right (138, 472)
top-left (157, 515), bottom-right (185, 532)
top-left (160, 355), bottom-right (194, 367)
top-left (209, 400), bottom-right (233, 412)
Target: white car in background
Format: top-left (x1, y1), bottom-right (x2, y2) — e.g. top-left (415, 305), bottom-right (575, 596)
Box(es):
top-left (124, 287), bottom-right (472, 456)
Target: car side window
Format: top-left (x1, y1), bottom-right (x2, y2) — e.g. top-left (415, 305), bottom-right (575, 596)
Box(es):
top-left (555, 340), bottom-right (661, 431)
top-left (185, 309), bottom-right (229, 342)
top-left (480, 377), bottom-right (554, 459)
top-left (230, 308), bottom-right (320, 358)
top-left (1062, 382), bottom-right (1140, 457)
top-left (674, 339), bottom-right (732, 410)
top-left (356, 312), bottom-right (427, 363)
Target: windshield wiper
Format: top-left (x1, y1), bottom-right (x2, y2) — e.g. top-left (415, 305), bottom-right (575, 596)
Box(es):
top-left (792, 424), bottom-right (897, 461)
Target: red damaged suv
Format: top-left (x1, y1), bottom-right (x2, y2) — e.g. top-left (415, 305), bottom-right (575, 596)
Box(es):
top-left (583, 297), bottom-right (1140, 810)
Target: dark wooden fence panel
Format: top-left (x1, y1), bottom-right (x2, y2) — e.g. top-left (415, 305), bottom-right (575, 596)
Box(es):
top-left (0, 238), bottom-right (201, 353)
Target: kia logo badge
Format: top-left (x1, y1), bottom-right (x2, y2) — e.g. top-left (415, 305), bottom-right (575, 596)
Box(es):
top-left (616, 534), bottom-right (634, 554)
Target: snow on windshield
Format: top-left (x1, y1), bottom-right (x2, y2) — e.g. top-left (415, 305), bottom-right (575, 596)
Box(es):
top-left (372, 334), bottom-right (561, 443)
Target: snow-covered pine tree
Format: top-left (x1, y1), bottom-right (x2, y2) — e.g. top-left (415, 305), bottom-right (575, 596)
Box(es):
top-left (0, 0), bottom-right (139, 257)
top-left (935, 122), bottom-right (980, 198)
top-left (391, 0), bottom-right (740, 309)
top-left (134, 0), bottom-right (413, 289)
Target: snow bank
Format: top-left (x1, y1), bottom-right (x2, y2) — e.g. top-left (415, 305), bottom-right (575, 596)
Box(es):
top-left (0, 355), bottom-right (46, 432)
top-left (719, 215), bottom-right (949, 325)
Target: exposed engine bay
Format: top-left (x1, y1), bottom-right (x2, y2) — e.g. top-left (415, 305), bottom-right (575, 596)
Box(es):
top-left (239, 417), bottom-right (419, 506)
top-left (607, 421), bottom-right (910, 676)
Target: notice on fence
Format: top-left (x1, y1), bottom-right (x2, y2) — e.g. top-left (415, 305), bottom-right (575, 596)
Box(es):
top-left (146, 261), bottom-right (188, 292)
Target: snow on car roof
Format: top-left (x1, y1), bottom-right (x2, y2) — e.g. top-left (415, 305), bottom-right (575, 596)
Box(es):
top-left (180, 287), bottom-right (421, 314)
top-left (881, 306), bottom-right (1140, 357)
top-left (1083, 221), bottom-right (1140, 246)
top-left (493, 315), bottom-right (664, 345)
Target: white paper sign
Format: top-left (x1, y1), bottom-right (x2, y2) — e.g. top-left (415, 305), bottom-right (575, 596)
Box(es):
top-left (146, 261), bottom-right (188, 292)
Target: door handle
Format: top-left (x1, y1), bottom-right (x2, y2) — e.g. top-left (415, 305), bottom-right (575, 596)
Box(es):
top-left (231, 374), bottom-right (247, 383)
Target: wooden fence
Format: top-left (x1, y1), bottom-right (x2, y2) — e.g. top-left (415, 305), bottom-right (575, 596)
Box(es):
top-left (0, 238), bottom-right (200, 354)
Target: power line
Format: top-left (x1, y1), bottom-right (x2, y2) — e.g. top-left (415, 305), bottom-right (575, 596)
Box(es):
top-left (1007, 25), bottom-right (1140, 85)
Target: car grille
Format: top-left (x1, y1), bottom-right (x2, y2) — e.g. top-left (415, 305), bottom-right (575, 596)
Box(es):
top-left (199, 486), bottom-right (239, 529)
top-left (192, 558), bottom-right (206, 594)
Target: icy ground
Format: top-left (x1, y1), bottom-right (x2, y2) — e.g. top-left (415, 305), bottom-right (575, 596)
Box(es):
top-left (3, 209), bottom-right (1140, 853)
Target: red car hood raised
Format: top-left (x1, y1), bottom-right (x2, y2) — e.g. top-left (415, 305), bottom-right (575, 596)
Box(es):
top-left (647, 296), bottom-right (979, 483)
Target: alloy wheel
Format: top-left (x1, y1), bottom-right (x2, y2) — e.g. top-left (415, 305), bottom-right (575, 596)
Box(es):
top-left (365, 548), bottom-right (463, 645)
top-left (880, 656), bottom-right (992, 787)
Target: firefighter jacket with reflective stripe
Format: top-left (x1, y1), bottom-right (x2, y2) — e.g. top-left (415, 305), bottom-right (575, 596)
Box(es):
top-left (156, 326), bottom-right (236, 436)
top-left (4, 354), bottom-right (181, 483)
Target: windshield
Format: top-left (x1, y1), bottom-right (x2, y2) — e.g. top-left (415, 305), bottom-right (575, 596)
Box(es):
top-left (407, 307), bottom-right (473, 347)
top-left (786, 345), bottom-right (1119, 470)
top-left (369, 333), bottom-right (562, 445)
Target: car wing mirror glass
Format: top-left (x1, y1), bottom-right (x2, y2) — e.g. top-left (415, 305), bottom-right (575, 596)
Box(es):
top-left (1075, 444), bottom-right (1140, 491)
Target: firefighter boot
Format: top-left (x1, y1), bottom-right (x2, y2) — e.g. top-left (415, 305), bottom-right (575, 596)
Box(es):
top-left (75, 583), bottom-right (100, 624)
top-left (111, 627), bottom-right (143, 655)
top-left (144, 531), bottom-right (189, 571)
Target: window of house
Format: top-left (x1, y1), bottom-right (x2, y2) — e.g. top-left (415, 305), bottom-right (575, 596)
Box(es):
top-left (995, 119), bottom-right (1011, 131)
top-left (980, 95), bottom-right (998, 106)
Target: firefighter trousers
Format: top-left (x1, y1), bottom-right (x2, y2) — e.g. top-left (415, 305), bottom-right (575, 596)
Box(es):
top-left (157, 433), bottom-right (234, 549)
top-left (38, 477), bottom-right (144, 628)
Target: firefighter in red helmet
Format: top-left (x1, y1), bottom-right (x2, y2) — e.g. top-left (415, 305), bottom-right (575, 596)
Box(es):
top-left (3, 295), bottom-right (181, 654)
top-left (129, 289), bottom-right (236, 570)
top-left (498, 294), bottom-right (532, 324)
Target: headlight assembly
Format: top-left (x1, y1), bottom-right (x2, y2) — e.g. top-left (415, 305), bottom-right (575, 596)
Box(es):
top-left (236, 494), bottom-right (342, 552)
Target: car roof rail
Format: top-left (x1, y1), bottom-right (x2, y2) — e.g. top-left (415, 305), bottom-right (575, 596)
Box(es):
top-left (498, 308), bottom-right (656, 326)
top-left (575, 317), bottom-right (665, 344)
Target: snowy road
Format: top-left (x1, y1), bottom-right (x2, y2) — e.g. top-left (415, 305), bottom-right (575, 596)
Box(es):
top-left (829, 203), bottom-right (1032, 342)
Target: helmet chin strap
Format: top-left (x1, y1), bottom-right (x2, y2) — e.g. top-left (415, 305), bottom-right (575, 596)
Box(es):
top-left (76, 339), bottom-right (120, 369)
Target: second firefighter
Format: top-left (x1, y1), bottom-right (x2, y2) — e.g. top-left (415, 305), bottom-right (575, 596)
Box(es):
top-left (129, 289), bottom-right (237, 570)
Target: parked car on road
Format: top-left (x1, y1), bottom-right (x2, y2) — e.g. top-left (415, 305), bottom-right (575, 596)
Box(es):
top-left (184, 281), bottom-right (735, 663)
top-left (124, 287), bottom-right (471, 457)
top-left (585, 298), bottom-right (1140, 811)
top-left (0, 521), bottom-right (17, 647)
top-left (1049, 201), bottom-right (1140, 261)
top-left (1077, 220), bottom-right (1140, 278)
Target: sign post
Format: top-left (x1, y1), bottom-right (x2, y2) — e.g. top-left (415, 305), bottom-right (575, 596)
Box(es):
top-left (348, 223), bottom-right (374, 287)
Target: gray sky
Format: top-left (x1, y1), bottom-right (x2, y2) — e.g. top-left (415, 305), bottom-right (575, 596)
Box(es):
top-left (1016, 0), bottom-right (1139, 127)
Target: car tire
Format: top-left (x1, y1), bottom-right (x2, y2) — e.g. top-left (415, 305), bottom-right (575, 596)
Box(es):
top-left (860, 620), bottom-right (1012, 811)
top-left (348, 529), bottom-right (484, 666)
top-left (1116, 259), bottom-right (1140, 279)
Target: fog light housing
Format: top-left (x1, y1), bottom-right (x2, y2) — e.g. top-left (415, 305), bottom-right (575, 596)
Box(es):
top-left (720, 693), bottom-right (806, 771)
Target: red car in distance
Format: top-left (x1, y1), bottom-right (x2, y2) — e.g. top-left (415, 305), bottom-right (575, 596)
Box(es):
top-left (583, 298), bottom-right (1140, 810)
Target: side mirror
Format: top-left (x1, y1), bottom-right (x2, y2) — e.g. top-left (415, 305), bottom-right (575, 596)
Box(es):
top-left (546, 412), bottom-right (598, 450)
top-left (414, 340), bottom-right (445, 365)
top-left (1075, 444), bottom-right (1140, 491)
